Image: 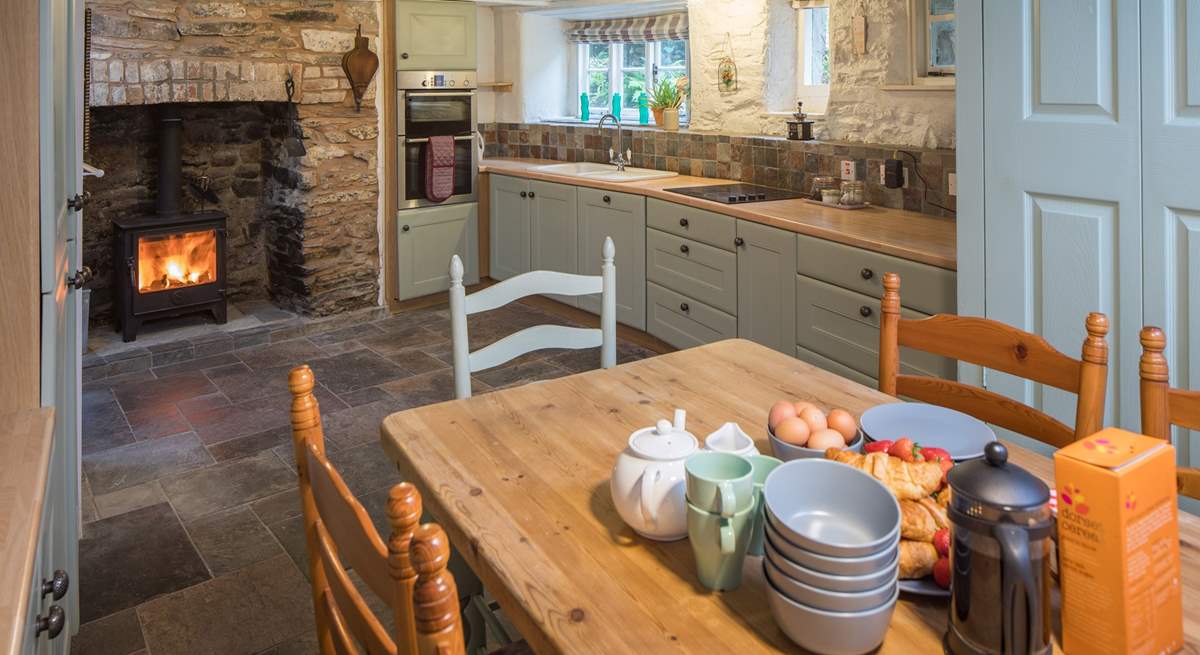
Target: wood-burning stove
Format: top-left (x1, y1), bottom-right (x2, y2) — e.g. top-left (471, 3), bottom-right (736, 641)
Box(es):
top-left (113, 105), bottom-right (227, 342)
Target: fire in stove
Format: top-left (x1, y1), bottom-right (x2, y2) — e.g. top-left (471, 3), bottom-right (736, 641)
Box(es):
top-left (137, 229), bottom-right (217, 292)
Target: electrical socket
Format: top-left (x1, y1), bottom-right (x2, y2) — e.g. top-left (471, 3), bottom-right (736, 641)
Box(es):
top-left (840, 160), bottom-right (857, 181)
top-left (879, 163), bottom-right (887, 184)
top-left (948, 173), bottom-right (957, 196)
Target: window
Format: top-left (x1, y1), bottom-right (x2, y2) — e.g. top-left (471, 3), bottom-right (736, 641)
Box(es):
top-left (911, 0), bottom-right (955, 81)
top-left (577, 40), bottom-right (689, 122)
top-left (796, 2), bottom-right (830, 113)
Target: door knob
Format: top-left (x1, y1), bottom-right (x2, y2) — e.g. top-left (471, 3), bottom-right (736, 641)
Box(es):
top-left (528, 191), bottom-right (535, 198)
top-left (860, 268), bottom-right (874, 280)
top-left (41, 570), bottom-right (69, 600)
top-left (602, 195), bottom-right (611, 203)
top-left (859, 306), bottom-right (873, 317)
top-left (680, 302), bottom-right (689, 312)
top-left (519, 191), bottom-right (527, 198)
top-left (401, 225), bottom-right (411, 233)
top-left (679, 244), bottom-right (689, 254)
top-left (66, 267), bottom-right (92, 290)
top-left (35, 606), bottom-right (65, 639)
top-left (67, 192), bottom-right (89, 212)
top-left (401, 52), bottom-right (410, 59)
top-left (734, 237), bottom-right (745, 247)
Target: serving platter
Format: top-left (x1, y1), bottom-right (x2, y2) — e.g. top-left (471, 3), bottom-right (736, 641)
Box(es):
top-left (859, 403), bottom-right (996, 461)
top-left (898, 578), bottom-right (950, 598)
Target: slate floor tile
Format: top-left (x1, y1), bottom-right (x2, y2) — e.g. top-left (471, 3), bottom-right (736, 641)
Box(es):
top-left (306, 349), bottom-right (409, 394)
top-left (473, 358), bottom-right (571, 390)
top-left (374, 306), bottom-right (448, 333)
top-left (78, 503), bottom-right (210, 623)
top-left (93, 480), bottom-right (167, 520)
top-left (151, 352), bottom-right (241, 378)
top-left (207, 424), bottom-right (294, 462)
top-left (160, 450), bottom-right (297, 521)
top-left (256, 631), bottom-right (319, 655)
top-left (324, 442), bottom-right (401, 497)
top-left (185, 506), bottom-right (283, 576)
top-left (205, 362), bottom-right (295, 403)
top-left (181, 389), bottom-right (343, 445)
top-left (266, 514), bottom-right (309, 578)
top-left (249, 488), bottom-right (302, 526)
top-left (322, 399), bottom-right (404, 450)
top-left (335, 384), bottom-right (395, 408)
top-left (309, 323), bottom-right (383, 347)
top-left (125, 404), bottom-right (191, 441)
top-left (81, 476), bottom-right (98, 524)
top-left (111, 371), bottom-right (216, 415)
top-left (70, 608), bottom-right (145, 655)
top-left (84, 432), bottom-right (214, 495)
top-left (137, 555), bottom-right (312, 655)
top-left (236, 338), bottom-right (325, 371)
top-left (357, 325), bottom-right (447, 357)
top-left (83, 398), bottom-right (135, 454)
top-left (386, 348), bottom-right (449, 376)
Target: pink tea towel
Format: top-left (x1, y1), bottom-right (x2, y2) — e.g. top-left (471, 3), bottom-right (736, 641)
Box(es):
top-left (424, 136), bottom-right (455, 203)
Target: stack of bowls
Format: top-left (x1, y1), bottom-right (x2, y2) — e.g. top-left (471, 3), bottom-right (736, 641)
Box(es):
top-left (761, 459), bottom-right (901, 655)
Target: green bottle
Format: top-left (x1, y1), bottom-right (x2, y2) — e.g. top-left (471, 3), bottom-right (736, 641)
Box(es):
top-left (580, 93), bottom-right (590, 121)
top-left (638, 93), bottom-right (649, 125)
top-left (612, 93), bottom-right (621, 117)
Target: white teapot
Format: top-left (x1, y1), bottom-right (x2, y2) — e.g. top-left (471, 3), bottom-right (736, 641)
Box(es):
top-left (610, 410), bottom-right (697, 541)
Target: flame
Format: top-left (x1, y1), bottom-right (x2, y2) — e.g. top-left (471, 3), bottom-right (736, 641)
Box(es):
top-left (138, 229), bottom-right (217, 293)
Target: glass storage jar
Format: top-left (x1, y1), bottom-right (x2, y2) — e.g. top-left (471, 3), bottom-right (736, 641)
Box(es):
top-left (810, 176), bottom-right (838, 200)
top-left (840, 181), bottom-right (865, 206)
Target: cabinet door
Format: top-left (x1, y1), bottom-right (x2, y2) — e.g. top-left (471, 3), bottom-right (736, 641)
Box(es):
top-left (577, 188), bottom-right (646, 330)
top-left (736, 220), bottom-right (796, 354)
top-left (396, 204), bottom-right (479, 301)
top-left (530, 181), bottom-right (579, 306)
top-left (395, 0), bottom-right (477, 70)
top-left (647, 282), bottom-right (737, 350)
top-left (489, 175), bottom-right (531, 281)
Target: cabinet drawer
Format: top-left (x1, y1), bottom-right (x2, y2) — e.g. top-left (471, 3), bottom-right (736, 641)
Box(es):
top-left (646, 228), bottom-right (737, 315)
top-left (647, 282), bottom-right (737, 350)
top-left (795, 275), bottom-right (955, 380)
top-left (795, 233), bottom-right (955, 316)
top-left (647, 198), bottom-right (736, 251)
top-left (795, 344), bottom-right (877, 389)
top-left (579, 187), bottom-right (643, 215)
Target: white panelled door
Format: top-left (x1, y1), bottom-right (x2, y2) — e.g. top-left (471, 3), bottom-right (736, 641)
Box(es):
top-left (982, 0), bottom-right (1142, 441)
top-left (1142, 0), bottom-right (1200, 465)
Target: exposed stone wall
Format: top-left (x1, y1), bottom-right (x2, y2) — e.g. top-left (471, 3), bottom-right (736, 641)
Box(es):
top-left (85, 0), bottom-right (383, 319)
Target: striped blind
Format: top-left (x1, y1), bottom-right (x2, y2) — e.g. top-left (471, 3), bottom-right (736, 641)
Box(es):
top-left (566, 13), bottom-right (689, 44)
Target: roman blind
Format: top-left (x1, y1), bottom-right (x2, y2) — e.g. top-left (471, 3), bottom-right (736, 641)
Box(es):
top-left (566, 13), bottom-right (689, 44)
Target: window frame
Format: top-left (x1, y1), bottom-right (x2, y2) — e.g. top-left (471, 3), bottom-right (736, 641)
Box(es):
top-left (907, 0), bottom-right (956, 85)
top-left (576, 40), bottom-right (689, 123)
top-left (795, 0), bottom-right (830, 114)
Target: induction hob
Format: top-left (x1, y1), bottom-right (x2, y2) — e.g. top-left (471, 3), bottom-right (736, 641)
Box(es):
top-left (663, 183), bottom-right (806, 204)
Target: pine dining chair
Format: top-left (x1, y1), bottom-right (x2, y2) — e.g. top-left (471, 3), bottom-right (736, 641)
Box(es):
top-left (878, 272), bottom-right (1110, 448)
top-left (448, 236), bottom-right (617, 399)
top-left (1137, 327), bottom-right (1200, 499)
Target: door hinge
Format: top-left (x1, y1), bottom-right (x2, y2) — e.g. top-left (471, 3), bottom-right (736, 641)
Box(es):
top-left (67, 192), bottom-right (89, 212)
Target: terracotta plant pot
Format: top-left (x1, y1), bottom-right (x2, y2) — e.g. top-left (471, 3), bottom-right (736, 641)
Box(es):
top-left (652, 108), bottom-right (665, 127)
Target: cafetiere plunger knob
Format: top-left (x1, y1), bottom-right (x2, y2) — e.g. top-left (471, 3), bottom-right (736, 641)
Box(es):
top-left (983, 441), bottom-right (1008, 466)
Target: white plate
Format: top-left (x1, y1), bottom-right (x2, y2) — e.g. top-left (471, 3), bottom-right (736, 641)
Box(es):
top-left (859, 403), bottom-right (996, 461)
top-left (898, 577), bottom-right (949, 598)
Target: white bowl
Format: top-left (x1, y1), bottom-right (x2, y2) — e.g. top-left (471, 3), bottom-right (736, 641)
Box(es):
top-left (762, 459), bottom-right (901, 557)
top-left (763, 537), bottom-right (897, 593)
top-left (764, 516), bottom-right (897, 577)
top-left (766, 572), bottom-right (898, 655)
top-left (764, 556), bottom-right (898, 613)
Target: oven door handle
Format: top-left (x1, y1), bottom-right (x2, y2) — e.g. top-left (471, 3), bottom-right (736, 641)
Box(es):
top-left (405, 135), bottom-right (476, 143)
top-left (405, 91), bottom-right (476, 98)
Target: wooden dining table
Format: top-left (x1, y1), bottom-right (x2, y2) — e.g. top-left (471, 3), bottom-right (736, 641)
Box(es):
top-left (380, 339), bottom-right (1200, 654)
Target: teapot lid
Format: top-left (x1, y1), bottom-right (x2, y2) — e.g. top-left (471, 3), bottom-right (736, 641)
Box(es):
top-left (947, 442), bottom-right (1049, 511)
top-left (629, 419), bottom-right (698, 461)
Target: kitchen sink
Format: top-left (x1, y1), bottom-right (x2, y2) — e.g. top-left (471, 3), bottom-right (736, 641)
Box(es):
top-left (533, 162), bottom-right (679, 183)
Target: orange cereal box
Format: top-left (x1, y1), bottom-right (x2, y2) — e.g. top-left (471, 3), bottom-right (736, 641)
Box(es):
top-left (1054, 428), bottom-right (1182, 655)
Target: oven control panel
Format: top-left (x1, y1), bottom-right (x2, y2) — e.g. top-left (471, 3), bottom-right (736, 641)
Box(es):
top-left (396, 70), bottom-right (476, 90)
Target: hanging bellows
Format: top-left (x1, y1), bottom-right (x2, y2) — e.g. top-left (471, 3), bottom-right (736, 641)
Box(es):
top-left (342, 25), bottom-right (378, 111)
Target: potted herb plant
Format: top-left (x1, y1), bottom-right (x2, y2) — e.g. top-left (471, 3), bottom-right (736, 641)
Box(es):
top-left (649, 77), bottom-right (686, 129)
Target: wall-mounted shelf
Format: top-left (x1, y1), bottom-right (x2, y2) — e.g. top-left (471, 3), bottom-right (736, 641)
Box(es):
top-left (478, 82), bottom-right (514, 92)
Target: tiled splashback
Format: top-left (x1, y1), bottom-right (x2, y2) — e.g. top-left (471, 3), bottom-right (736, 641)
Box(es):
top-left (479, 123), bottom-right (956, 218)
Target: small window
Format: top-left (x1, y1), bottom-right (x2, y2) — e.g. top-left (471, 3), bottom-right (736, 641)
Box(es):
top-left (576, 40), bottom-right (689, 122)
top-left (912, 0), bottom-right (955, 80)
top-left (796, 2), bottom-right (830, 113)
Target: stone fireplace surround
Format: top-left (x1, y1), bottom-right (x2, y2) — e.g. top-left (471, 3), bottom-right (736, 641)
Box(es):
top-left (84, 0), bottom-right (383, 326)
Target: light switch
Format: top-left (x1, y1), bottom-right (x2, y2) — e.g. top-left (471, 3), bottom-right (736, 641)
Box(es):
top-left (840, 160), bottom-right (857, 181)
top-left (948, 173), bottom-right (957, 196)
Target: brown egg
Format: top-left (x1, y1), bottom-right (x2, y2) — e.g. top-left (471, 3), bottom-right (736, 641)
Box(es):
top-left (773, 417), bottom-right (811, 446)
top-left (807, 428), bottom-right (847, 451)
top-left (793, 401), bottom-right (817, 416)
top-left (768, 400), bottom-right (798, 431)
top-left (799, 406), bottom-right (828, 433)
top-left (827, 409), bottom-right (858, 443)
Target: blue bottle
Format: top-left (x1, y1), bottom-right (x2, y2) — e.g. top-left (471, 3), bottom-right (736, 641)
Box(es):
top-left (580, 93), bottom-right (590, 121)
top-left (638, 93), bottom-right (649, 125)
top-left (612, 93), bottom-right (621, 117)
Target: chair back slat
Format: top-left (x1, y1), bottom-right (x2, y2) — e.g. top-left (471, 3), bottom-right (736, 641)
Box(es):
top-left (879, 273), bottom-right (1109, 445)
top-left (449, 237), bottom-right (618, 399)
top-left (411, 524), bottom-right (466, 655)
top-left (895, 375), bottom-right (1076, 448)
top-left (1167, 389), bottom-right (1200, 433)
top-left (321, 591), bottom-right (364, 655)
top-left (306, 445), bottom-right (394, 603)
top-left (469, 325), bottom-right (602, 373)
top-left (315, 520), bottom-right (397, 655)
top-left (1137, 327), bottom-right (1200, 500)
top-left (464, 270), bottom-right (603, 315)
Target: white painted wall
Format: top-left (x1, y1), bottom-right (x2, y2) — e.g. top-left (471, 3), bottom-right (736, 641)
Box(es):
top-left (480, 7), bottom-right (570, 123)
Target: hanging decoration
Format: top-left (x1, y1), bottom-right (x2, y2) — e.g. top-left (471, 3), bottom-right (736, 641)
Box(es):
top-left (716, 33), bottom-right (738, 93)
top-left (852, 1), bottom-right (868, 55)
top-left (341, 24), bottom-right (379, 112)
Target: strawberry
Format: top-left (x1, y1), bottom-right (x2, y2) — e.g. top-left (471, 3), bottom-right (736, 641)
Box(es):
top-left (932, 528), bottom-right (951, 558)
top-left (920, 446), bottom-right (952, 464)
top-left (864, 439), bottom-right (893, 454)
top-left (888, 437), bottom-right (918, 462)
top-left (932, 556), bottom-right (951, 589)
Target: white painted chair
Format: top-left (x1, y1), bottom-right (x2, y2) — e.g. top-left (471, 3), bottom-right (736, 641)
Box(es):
top-left (449, 237), bottom-right (617, 399)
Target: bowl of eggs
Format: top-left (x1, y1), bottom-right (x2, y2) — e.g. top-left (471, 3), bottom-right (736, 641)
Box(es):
top-left (767, 401), bottom-right (862, 461)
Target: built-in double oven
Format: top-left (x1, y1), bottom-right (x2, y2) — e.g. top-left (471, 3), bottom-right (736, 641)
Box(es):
top-left (398, 70), bottom-right (478, 208)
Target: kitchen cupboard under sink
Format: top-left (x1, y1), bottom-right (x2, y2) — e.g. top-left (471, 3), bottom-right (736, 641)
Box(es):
top-left (533, 162), bottom-right (679, 183)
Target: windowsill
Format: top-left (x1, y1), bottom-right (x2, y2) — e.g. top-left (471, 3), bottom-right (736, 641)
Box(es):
top-left (540, 117), bottom-right (692, 129)
top-left (879, 81), bottom-right (955, 93)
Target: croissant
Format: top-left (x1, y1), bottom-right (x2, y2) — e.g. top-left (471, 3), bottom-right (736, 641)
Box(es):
top-left (824, 449), bottom-right (944, 500)
top-left (899, 539), bottom-right (939, 579)
top-left (900, 497), bottom-right (950, 541)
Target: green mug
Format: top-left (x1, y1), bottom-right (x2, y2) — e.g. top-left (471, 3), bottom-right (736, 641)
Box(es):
top-left (745, 454), bottom-right (783, 557)
top-left (687, 499), bottom-right (755, 590)
top-left (685, 451), bottom-right (754, 518)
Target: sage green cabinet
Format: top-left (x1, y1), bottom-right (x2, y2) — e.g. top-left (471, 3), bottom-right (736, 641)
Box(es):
top-left (645, 228), bottom-right (737, 315)
top-left (796, 233), bottom-right (955, 315)
top-left (647, 282), bottom-right (737, 350)
top-left (735, 220), bottom-right (797, 354)
top-left (396, 204), bottom-right (479, 301)
top-left (577, 188), bottom-right (646, 330)
top-left (489, 175), bottom-right (531, 281)
top-left (395, 0), bottom-right (477, 70)
top-left (530, 180), bottom-right (579, 306)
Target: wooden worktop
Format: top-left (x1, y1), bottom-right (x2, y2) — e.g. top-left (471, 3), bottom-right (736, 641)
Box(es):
top-left (480, 158), bottom-right (957, 271)
top-left (0, 407), bottom-right (55, 655)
